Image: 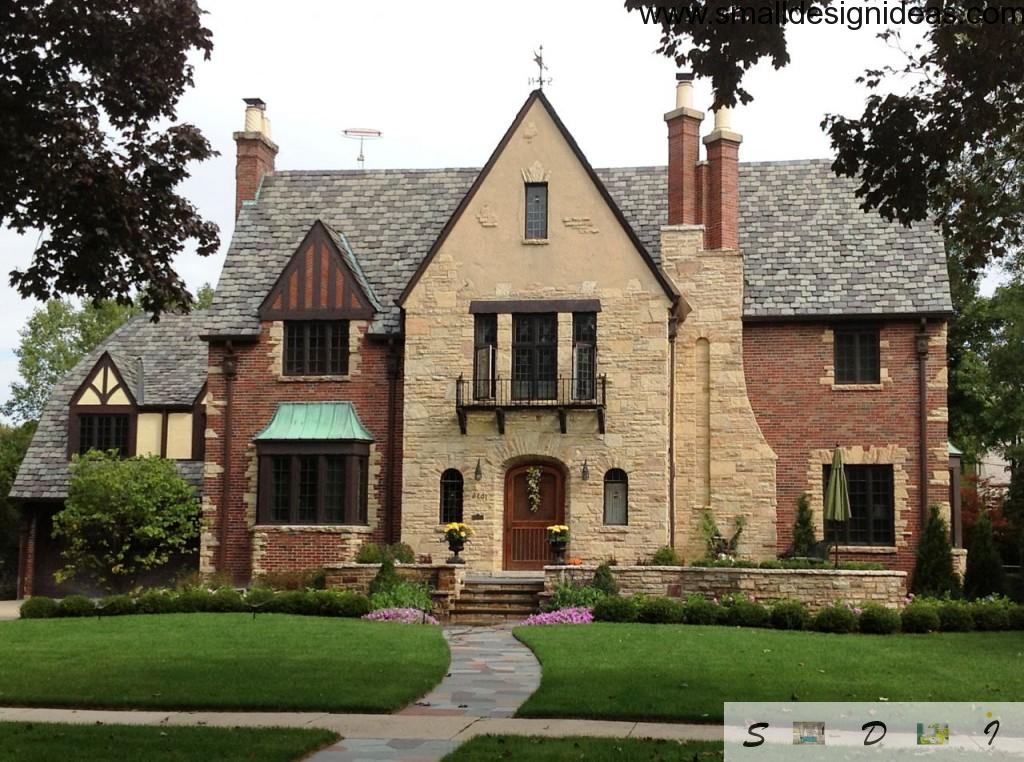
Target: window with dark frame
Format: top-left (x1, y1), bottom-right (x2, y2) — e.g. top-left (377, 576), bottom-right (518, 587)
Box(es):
top-left (259, 450), bottom-right (368, 525)
top-left (473, 314), bottom-right (497, 400)
top-left (512, 313), bottom-right (557, 400)
top-left (823, 464), bottom-right (895, 546)
top-left (573, 312), bottom-right (597, 400)
top-left (525, 183), bottom-right (548, 240)
top-left (78, 414), bottom-right (130, 457)
top-left (603, 468), bottom-right (628, 525)
top-left (834, 326), bottom-right (880, 384)
top-left (283, 320), bottom-right (350, 376)
top-left (440, 469), bottom-right (464, 524)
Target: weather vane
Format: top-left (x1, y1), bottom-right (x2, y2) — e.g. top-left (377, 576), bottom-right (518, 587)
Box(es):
top-left (529, 45), bottom-right (553, 90)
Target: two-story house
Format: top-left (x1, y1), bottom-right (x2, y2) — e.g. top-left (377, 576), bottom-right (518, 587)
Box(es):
top-left (12, 82), bottom-right (952, 595)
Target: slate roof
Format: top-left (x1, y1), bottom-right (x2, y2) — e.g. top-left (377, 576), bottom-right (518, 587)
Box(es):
top-left (11, 312), bottom-right (208, 501)
top-left (203, 159), bottom-right (949, 337)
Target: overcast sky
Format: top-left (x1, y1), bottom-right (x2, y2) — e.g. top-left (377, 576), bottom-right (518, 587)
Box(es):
top-left (0, 1), bottom-right (956, 414)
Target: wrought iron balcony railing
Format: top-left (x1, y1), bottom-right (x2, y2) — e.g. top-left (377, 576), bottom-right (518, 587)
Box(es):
top-left (455, 375), bottom-right (606, 435)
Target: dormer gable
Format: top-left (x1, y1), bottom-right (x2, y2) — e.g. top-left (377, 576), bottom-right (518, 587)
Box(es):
top-left (70, 352), bottom-right (136, 407)
top-left (259, 220), bottom-right (379, 321)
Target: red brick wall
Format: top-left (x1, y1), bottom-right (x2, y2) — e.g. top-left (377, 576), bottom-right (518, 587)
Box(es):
top-left (667, 113), bottom-right (702, 225)
top-left (703, 138), bottom-right (740, 251)
top-left (235, 136), bottom-right (276, 218)
top-left (204, 321), bottom-right (403, 583)
top-left (743, 320), bottom-right (949, 573)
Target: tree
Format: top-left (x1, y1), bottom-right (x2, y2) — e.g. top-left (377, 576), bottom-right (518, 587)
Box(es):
top-left (52, 451), bottom-right (200, 592)
top-left (195, 282), bottom-right (216, 310)
top-left (3, 299), bottom-right (138, 423)
top-left (0, 421), bottom-right (36, 598)
top-left (964, 511), bottom-right (1007, 599)
top-left (627, 1), bottom-right (1024, 277)
top-left (792, 493), bottom-right (817, 557)
top-left (1, 1), bottom-right (219, 315)
top-left (911, 505), bottom-right (958, 598)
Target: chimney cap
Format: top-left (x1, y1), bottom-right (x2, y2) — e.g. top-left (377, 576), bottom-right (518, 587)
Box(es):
top-left (675, 72), bottom-right (694, 83)
top-left (243, 97), bottom-right (266, 109)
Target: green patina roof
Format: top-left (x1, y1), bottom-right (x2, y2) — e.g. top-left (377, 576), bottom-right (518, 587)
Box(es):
top-left (949, 443), bottom-right (963, 456)
top-left (254, 402), bottom-right (374, 442)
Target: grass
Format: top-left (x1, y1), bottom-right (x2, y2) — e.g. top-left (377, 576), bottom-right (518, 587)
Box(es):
top-left (515, 623), bottom-right (1024, 722)
top-left (443, 736), bottom-right (723, 761)
top-left (0, 722), bottom-right (339, 762)
top-left (0, 613), bottom-right (448, 712)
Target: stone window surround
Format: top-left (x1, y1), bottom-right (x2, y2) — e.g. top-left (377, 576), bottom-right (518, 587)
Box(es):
top-left (266, 320), bottom-right (367, 382)
top-left (819, 327), bottom-right (892, 391)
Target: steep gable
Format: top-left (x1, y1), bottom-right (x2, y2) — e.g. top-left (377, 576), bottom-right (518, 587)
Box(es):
top-left (259, 220), bottom-right (379, 321)
top-left (71, 352), bottom-right (136, 407)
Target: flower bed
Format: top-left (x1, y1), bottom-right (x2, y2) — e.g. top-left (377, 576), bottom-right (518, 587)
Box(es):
top-left (363, 607), bottom-right (440, 625)
top-left (523, 607), bottom-right (594, 626)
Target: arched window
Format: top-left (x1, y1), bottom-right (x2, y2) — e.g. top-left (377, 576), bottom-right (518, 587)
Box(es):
top-left (603, 469), bottom-right (628, 526)
top-left (440, 469), bottom-right (464, 524)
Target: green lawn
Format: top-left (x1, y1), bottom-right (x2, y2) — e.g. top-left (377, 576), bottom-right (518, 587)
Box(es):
top-left (444, 736), bottom-right (723, 761)
top-left (515, 624), bottom-right (1024, 722)
top-left (0, 614), bottom-right (448, 712)
top-left (0, 722), bottom-right (338, 762)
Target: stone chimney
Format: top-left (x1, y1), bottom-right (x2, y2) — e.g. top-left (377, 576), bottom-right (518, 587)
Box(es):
top-left (234, 98), bottom-right (278, 218)
top-left (702, 107), bottom-right (742, 250)
top-left (664, 74), bottom-right (704, 226)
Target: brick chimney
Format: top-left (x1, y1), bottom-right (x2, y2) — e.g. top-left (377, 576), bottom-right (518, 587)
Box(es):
top-left (664, 74), bottom-right (704, 226)
top-left (234, 98), bottom-right (278, 218)
top-left (702, 107), bottom-right (742, 250)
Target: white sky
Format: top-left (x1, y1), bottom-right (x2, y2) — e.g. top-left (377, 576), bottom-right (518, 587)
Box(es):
top-left (0, 1), bottom-right (978, 414)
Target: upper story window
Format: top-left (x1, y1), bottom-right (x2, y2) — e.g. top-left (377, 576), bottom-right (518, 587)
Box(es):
top-left (473, 314), bottom-right (497, 400)
top-left (525, 183), bottom-right (548, 240)
top-left (259, 448), bottom-right (368, 525)
top-left (824, 464), bottom-right (895, 546)
top-left (78, 414), bottom-right (130, 457)
top-left (573, 312), bottom-right (597, 400)
top-left (440, 469), bottom-right (464, 524)
top-left (284, 320), bottom-right (349, 376)
top-left (834, 326), bottom-right (880, 384)
top-left (512, 313), bottom-right (557, 401)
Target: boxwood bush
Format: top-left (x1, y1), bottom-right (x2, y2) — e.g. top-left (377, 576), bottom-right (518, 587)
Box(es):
top-left (812, 603), bottom-right (858, 634)
top-left (136, 589), bottom-right (177, 614)
top-left (937, 601), bottom-right (974, 632)
top-left (971, 598), bottom-right (1012, 631)
top-left (592, 595), bottom-right (638, 622)
top-left (649, 546), bottom-right (683, 566)
top-left (310, 589), bottom-right (372, 617)
top-left (207, 587), bottom-right (244, 613)
top-left (858, 604), bottom-right (901, 634)
top-left (98, 594), bottom-right (136, 616)
top-left (721, 595), bottom-right (770, 628)
top-left (19, 596), bottom-right (59, 619)
top-left (636, 595), bottom-right (685, 624)
top-left (770, 599), bottom-right (809, 630)
top-left (58, 595), bottom-right (96, 618)
top-left (901, 602), bottom-right (941, 633)
top-left (681, 595), bottom-right (721, 625)
top-left (543, 581), bottom-right (605, 612)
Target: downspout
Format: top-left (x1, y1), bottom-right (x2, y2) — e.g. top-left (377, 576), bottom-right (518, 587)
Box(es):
top-left (916, 319), bottom-right (930, 527)
top-left (668, 309), bottom-right (680, 549)
top-left (385, 337), bottom-right (401, 544)
top-left (218, 341), bottom-right (238, 572)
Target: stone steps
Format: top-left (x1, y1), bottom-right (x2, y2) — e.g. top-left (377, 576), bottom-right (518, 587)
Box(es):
top-left (448, 579), bottom-right (543, 624)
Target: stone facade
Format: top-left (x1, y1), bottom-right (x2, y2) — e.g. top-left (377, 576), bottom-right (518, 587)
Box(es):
top-left (546, 565), bottom-right (908, 612)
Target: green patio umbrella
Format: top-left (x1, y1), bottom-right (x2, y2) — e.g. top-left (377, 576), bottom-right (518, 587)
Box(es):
top-left (824, 445), bottom-right (852, 568)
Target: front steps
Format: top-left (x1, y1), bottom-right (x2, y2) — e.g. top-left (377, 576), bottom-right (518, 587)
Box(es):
top-left (448, 578), bottom-right (543, 625)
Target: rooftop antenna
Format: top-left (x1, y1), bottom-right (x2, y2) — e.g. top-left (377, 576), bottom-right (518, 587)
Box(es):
top-left (342, 128), bottom-right (382, 170)
top-left (529, 45), bottom-right (552, 90)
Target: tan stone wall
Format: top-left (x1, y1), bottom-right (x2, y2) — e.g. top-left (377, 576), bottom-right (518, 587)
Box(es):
top-left (401, 97), bottom-right (674, 570)
top-left (325, 563), bottom-right (466, 617)
top-left (547, 565), bottom-right (907, 612)
top-left (660, 225), bottom-right (778, 562)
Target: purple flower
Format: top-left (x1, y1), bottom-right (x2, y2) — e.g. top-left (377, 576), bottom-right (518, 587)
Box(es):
top-left (522, 606), bottom-right (594, 626)
top-left (363, 607), bottom-right (440, 625)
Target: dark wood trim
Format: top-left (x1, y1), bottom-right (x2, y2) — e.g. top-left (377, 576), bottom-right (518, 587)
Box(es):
top-left (470, 299), bottom-right (601, 314)
top-left (256, 441), bottom-right (371, 456)
top-left (199, 334), bottom-right (261, 344)
top-left (743, 311), bottom-right (952, 324)
top-left (397, 89), bottom-right (680, 307)
top-left (256, 450), bottom-right (370, 526)
top-left (160, 411), bottom-right (169, 458)
top-left (69, 352), bottom-right (138, 407)
top-left (67, 405), bottom-right (137, 459)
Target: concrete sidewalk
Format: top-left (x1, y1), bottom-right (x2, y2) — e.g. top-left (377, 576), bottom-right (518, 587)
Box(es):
top-left (0, 600), bottom-right (21, 620)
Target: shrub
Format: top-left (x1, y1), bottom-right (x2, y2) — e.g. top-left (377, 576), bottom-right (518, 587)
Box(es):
top-left (1009, 604), bottom-right (1024, 631)
top-left (681, 595), bottom-right (720, 625)
top-left (1007, 573), bottom-right (1024, 604)
top-left (912, 505), bottom-right (958, 598)
top-left (243, 586), bottom-right (276, 609)
top-left (721, 594), bottom-right (770, 628)
top-left (901, 602), bottom-right (941, 633)
top-left (19, 596), bottom-right (58, 619)
top-left (937, 601), bottom-right (974, 632)
top-left (369, 581), bottom-right (433, 613)
top-left (207, 587), bottom-right (244, 613)
top-left (266, 589), bottom-right (309, 615)
top-left (592, 563), bottom-right (619, 596)
top-left (389, 543), bottom-right (416, 564)
top-left (98, 594), bottom-right (135, 616)
top-left (254, 568), bottom-right (327, 591)
top-left (812, 603), bottom-right (858, 634)
top-left (175, 586), bottom-right (213, 613)
top-left (650, 546), bottom-right (682, 566)
top-left (971, 598), bottom-right (1012, 631)
top-left (58, 595), bottom-right (96, 618)
top-left (592, 595), bottom-right (638, 622)
top-left (544, 581), bottom-right (605, 612)
top-left (964, 512), bottom-right (1006, 600)
top-left (792, 493), bottom-right (817, 557)
top-left (636, 595), bottom-right (685, 624)
top-left (356, 543), bottom-right (385, 564)
top-left (369, 557), bottom-right (401, 596)
top-left (858, 603), bottom-right (901, 634)
top-left (310, 589), bottom-right (372, 618)
top-left (770, 599), bottom-right (809, 630)
top-left (135, 589), bottom-right (177, 614)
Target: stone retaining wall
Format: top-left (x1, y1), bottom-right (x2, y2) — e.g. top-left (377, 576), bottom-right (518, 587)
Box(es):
top-left (545, 565), bottom-right (907, 612)
top-left (324, 563), bottom-right (466, 618)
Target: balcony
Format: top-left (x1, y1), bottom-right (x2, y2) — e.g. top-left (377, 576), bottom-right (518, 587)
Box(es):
top-left (455, 375), bottom-right (606, 435)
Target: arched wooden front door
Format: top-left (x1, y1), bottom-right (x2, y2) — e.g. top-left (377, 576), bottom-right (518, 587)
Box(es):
top-left (504, 463), bottom-right (565, 571)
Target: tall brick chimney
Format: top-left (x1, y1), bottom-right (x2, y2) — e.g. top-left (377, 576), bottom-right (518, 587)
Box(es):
top-left (702, 107), bottom-right (742, 250)
top-left (664, 74), bottom-right (704, 226)
top-left (234, 98), bottom-right (278, 218)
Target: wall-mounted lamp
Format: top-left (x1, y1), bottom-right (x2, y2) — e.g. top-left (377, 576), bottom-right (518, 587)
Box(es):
top-left (474, 458), bottom-right (483, 481)
top-left (581, 460), bottom-right (590, 481)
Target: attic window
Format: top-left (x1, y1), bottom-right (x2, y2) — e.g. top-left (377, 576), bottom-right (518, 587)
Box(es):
top-left (284, 321), bottom-right (349, 376)
top-left (525, 183), bottom-right (548, 240)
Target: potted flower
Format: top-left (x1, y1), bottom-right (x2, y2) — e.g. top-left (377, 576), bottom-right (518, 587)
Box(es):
top-left (441, 522), bottom-right (473, 564)
top-left (546, 524), bottom-right (570, 565)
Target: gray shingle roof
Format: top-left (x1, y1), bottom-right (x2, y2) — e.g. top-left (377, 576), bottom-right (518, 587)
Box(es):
top-left (11, 312), bottom-right (207, 501)
top-left (203, 159), bottom-right (949, 337)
